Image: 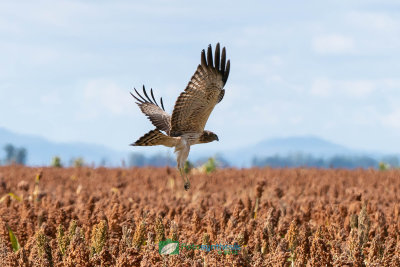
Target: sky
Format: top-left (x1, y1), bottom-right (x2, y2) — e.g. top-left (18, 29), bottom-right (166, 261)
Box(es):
top-left (1, 0), bottom-right (400, 154)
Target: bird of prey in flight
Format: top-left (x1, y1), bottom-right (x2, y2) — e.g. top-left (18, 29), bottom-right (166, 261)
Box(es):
top-left (130, 43), bottom-right (230, 190)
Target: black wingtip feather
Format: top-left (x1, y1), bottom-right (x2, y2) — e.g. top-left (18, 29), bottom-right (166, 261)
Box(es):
top-left (198, 43), bottom-right (230, 85)
top-left (150, 88), bottom-right (159, 106)
top-left (221, 47), bottom-right (226, 76)
top-left (130, 92), bottom-right (142, 103)
top-left (214, 43), bottom-right (220, 70)
top-left (130, 93), bottom-right (144, 104)
top-left (201, 49), bottom-right (207, 66)
top-left (160, 97), bottom-right (165, 111)
top-left (207, 45), bottom-right (213, 68)
top-left (134, 88), bottom-right (147, 102)
top-left (133, 85), bottom-right (166, 112)
top-left (142, 86), bottom-right (154, 104)
top-left (223, 60), bottom-right (230, 83)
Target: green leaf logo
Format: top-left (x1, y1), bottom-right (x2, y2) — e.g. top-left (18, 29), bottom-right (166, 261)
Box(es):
top-left (159, 239), bottom-right (179, 255)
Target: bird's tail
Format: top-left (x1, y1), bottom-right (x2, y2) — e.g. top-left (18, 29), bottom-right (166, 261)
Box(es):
top-left (131, 129), bottom-right (178, 147)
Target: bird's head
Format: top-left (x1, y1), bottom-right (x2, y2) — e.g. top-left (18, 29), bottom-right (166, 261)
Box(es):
top-left (200, 130), bottom-right (219, 143)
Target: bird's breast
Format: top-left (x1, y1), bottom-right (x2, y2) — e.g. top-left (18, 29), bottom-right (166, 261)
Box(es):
top-left (180, 133), bottom-right (202, 145)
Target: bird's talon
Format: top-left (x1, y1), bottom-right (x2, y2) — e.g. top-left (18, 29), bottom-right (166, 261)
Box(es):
top-left (184, 182), bottom-right (190, 191)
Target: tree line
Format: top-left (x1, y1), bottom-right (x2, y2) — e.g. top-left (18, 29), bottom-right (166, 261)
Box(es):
top-left (2, 144), bottom-right (398, 169)
top-left (252, 153), bottom-right (399, 169)
top-left (1, 144), bottom-right (27, 165)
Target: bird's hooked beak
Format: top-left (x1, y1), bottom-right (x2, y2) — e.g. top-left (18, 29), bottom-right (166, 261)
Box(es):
top-left (216, 136), bottom-right (219, 141)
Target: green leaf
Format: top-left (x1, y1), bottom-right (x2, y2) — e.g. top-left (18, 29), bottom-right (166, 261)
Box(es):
top-left (203, 157), bottom-right (217, 174)
top-left (8, 192), bottom-right (22, 202)
top-left (7, 224), bottom-right (20, 252)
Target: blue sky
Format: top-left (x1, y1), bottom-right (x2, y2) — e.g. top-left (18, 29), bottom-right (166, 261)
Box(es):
top-left (1, 0), bottom-right (400, 154)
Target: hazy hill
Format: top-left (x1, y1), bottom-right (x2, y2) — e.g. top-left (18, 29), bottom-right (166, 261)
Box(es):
top-left (254, 136), bottom-right (351, 156)
top-left (223, 136), bottom-right (355, 167)
top-left (0, 127), bottom-right (127, 166)
top-left (1, 127), bottom-right (396, 168)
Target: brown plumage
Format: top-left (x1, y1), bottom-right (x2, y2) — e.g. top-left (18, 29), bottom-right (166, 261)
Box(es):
top-left (130, 43), bottom-right (230, 190)
top-left (132, 129), bottom-right (177, 147)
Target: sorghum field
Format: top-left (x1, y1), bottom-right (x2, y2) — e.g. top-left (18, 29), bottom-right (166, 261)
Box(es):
top-left (0, 166), bottom-right (399, 266)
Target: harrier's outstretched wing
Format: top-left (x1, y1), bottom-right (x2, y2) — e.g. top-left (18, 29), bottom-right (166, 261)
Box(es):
top-left (170, 43), bottom-right (230, 136)
top-left (130, 86), bottom-right (171, 134)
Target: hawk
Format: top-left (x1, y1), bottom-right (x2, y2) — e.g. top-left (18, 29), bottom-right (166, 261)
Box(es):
top-left (130, 43), bottom-right (230, 190)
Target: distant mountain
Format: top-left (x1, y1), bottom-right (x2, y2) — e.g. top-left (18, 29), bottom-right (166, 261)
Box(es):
top-left (1, 127), bottom-right (397, 168)
top-left (255, 136), bottom-right (351, 156)
top-left (223, 136), bottom-right (356, 167)
top-left (0, 127), bottom-right (127, 166)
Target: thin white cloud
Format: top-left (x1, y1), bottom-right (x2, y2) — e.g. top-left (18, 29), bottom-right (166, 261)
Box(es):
top-left (40, 92), bottom-right (62, 105)
top-left (345, 11), bottom-right (400, 52)
top-left (82, 79), bottom-right (132, 117)
top-left (270, 55), bottom-right (284, 66)
top-left (342, 80), bottom-right (375, 97)
top-left (382, 79), bottom-right (400, 89)
top-left (311, 78), bottom-right (332, 97)
top-left (310, 78), bottom-right (376, 98)
top-left (381, 108), bottom-right (400, 129)
top-left (289, 115), bottom-right (303, 125)
top-left (348, 11), bottom-right (400, 33)
top-left (312, 34), bottom-right (355, 54)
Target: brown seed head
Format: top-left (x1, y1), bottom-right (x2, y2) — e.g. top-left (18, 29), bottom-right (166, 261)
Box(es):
top-left (35, 229), bottom-right (53, 266)
top-left (155, 216), bottom-right (165, 243)
top-left (256, 181), bottom-right (265, 199)
top-left (132, 220), bottom-right (146, 250)
top-left (285, 220), bottom-right (298, 252)
top-left (202, 233), bottom-right (210, 246)
top-left (90, 220), bottom-right (108, 256)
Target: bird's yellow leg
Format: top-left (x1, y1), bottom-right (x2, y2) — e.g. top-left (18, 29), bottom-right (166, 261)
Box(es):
top-left (179, 167), bottom-right (185, 183)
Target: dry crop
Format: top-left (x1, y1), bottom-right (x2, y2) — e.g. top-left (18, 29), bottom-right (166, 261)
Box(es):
top-left (0, 166), bottom-right (399, 266)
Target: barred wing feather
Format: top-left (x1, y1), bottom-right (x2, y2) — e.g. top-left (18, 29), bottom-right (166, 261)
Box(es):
top-left (170, 43), bottom-right (230, 136)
